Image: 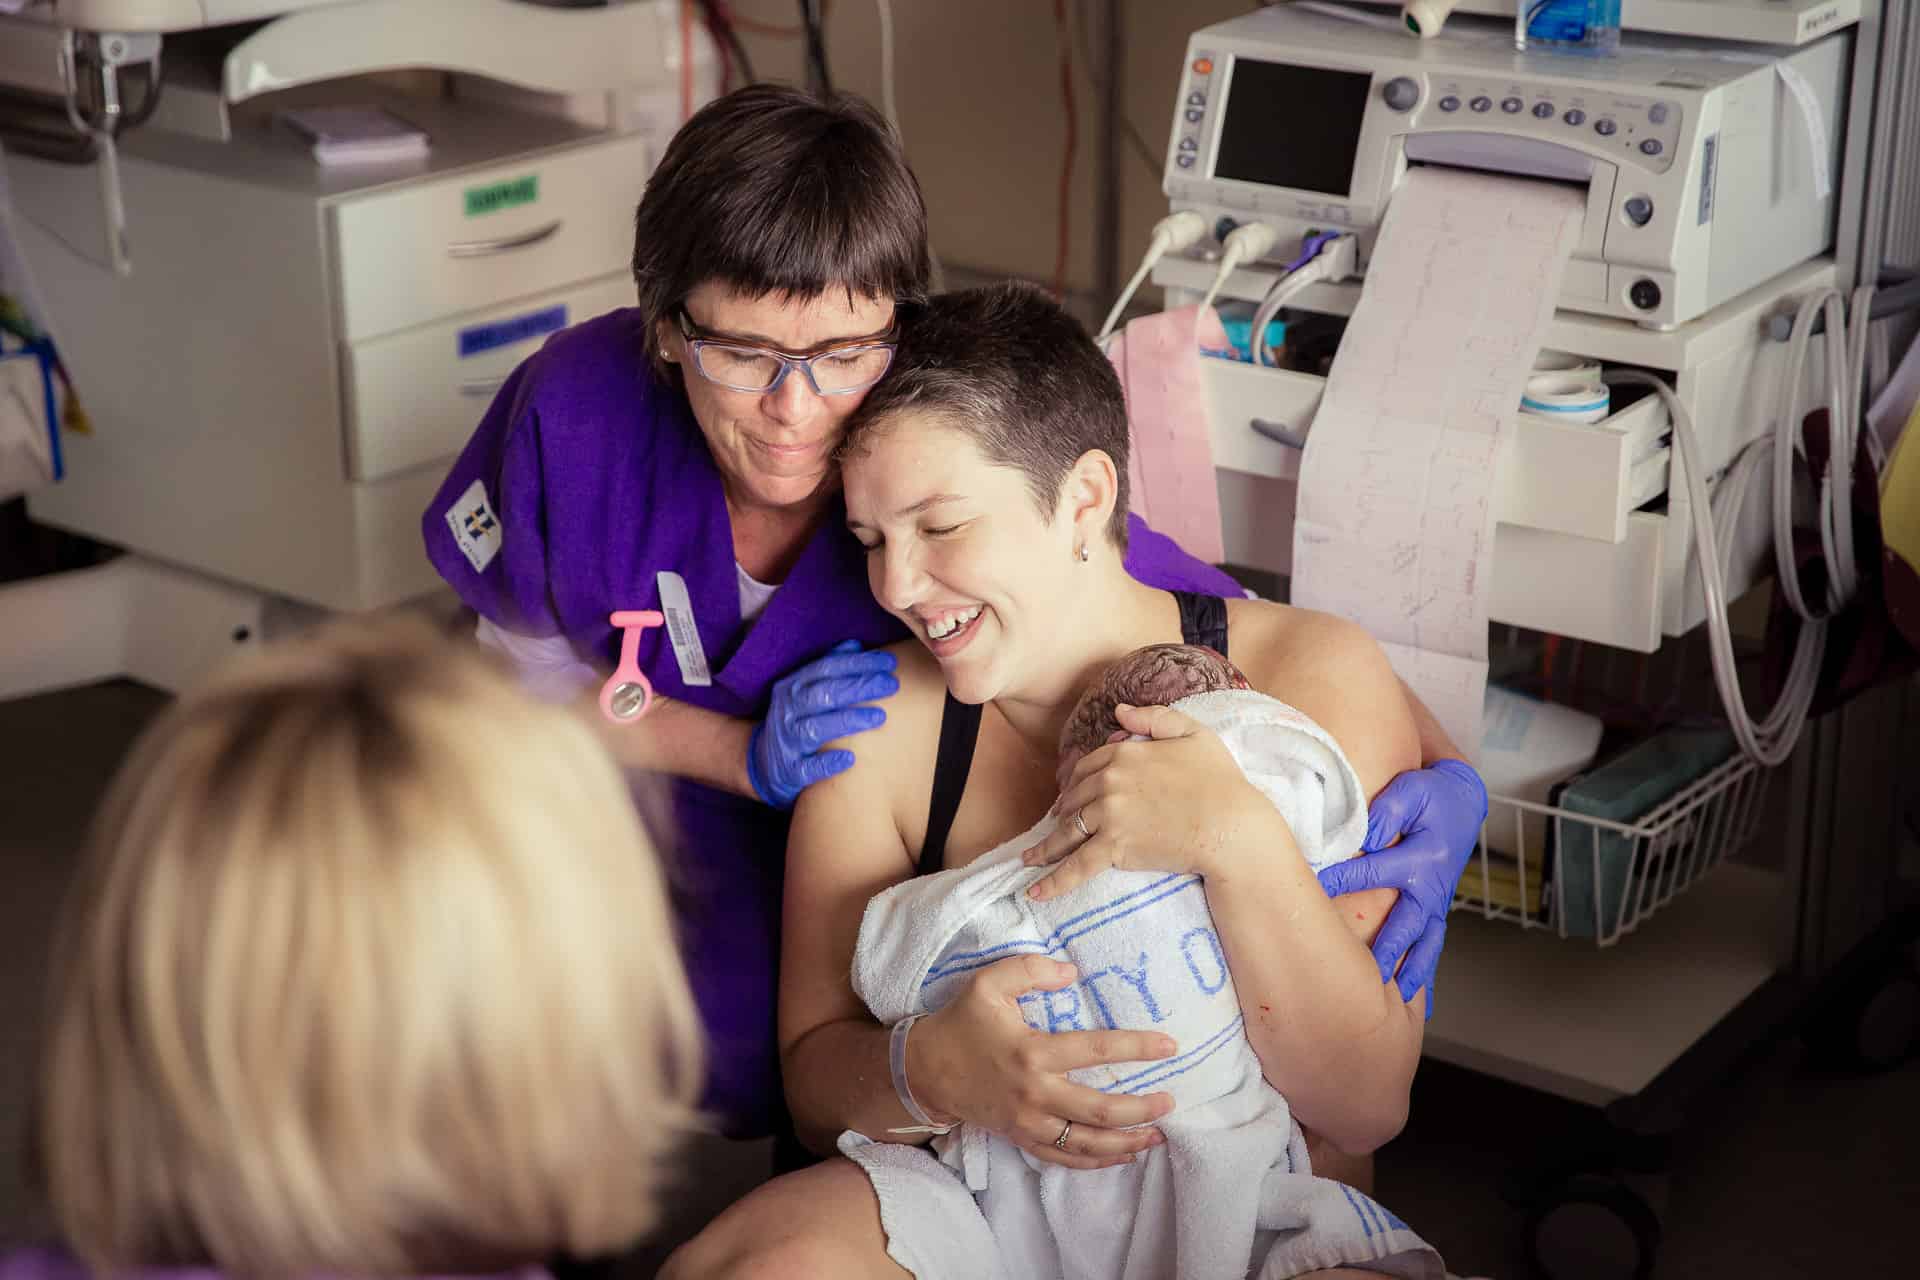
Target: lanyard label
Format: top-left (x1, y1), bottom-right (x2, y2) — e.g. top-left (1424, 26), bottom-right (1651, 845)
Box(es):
top-left (655, 570), bottom-right (712, 687)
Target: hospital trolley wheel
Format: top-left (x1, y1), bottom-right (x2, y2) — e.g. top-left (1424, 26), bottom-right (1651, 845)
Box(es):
top-left (1824, 965), bottom-right (1920, 1072)
top-left (1523, 1173), bottom-right (1660, 1280)
top-left (1804, 913), bottom-right (1920, 1074)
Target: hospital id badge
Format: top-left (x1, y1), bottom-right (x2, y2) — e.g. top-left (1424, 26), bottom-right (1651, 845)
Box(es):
top-left (655, 570), bottom-right (712, 687)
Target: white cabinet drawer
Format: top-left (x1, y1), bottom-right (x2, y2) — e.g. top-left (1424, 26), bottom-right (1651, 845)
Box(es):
top-left (1202, 358), bottom-right (1669, 543)
top-left (342, 274), bottom-right (634, 482)
top-left (1491, 513), bottom-right (1667, 653)
top-left (1203, 357), bottom-right (1322, 483)
top-left (1494, 392), bottom-right (1670, 543)
top-left (331, 132), bottom-right (648, 342)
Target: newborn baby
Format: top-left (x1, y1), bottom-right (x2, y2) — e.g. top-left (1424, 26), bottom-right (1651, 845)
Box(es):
top-left (1055, 643), bottom-right (1250, 789)
top-left (838, 643), bottom-right (1442, 1280)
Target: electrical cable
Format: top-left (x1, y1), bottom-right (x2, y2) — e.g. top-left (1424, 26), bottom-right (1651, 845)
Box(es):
top-left (700, 1), bottom-right (758, 87)
top-left (1607, 280), bottom-right (1879, 766)
top-left (1070, 0), bottom-right (1166, 180)
top-left (875, 0), bottom-right (898, 138)
top-left (799, 0), bottom-right (833, 96)
top-left (1247, 233), bottom-right (1355, 365)
top-left (1249, 272), bottom-right (1317, 366)
top-left (679, 0), bottom-right (695, 122)
top-left (1095, 209), bottom-right (1208, 343)
top-left (1197, 221), bottom-right (1279, 319)
top-left (1051, 0), bottom-right (1077, 301)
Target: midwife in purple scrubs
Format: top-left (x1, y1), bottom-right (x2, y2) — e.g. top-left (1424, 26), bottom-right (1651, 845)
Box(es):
top-left (424, 85), bottom-right (1486, 1147)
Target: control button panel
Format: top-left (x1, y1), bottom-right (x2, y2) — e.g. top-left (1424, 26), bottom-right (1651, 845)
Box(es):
top-left (1173, 50), bottom-right (1217, 176)
top-left (1414, 79), bottom-right (1682, 173)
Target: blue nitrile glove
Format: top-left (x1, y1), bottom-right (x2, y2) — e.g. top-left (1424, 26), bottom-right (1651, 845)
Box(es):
top-left (1316, 758), bottom-right (1487, 1018)
top-left (747, 639), bottom-right (900, 810)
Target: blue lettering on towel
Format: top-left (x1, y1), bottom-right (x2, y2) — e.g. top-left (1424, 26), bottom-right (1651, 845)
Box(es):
top-left (1181, 927), bottom-right (1229, 995)
top-left (1040, 985), bottom-right (1086, 1032)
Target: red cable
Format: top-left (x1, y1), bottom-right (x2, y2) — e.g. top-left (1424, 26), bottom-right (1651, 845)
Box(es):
top-left (1051, 0), bottom-right (1075, 302)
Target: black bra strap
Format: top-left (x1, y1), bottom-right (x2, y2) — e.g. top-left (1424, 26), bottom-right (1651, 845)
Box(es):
top-left (1174, 590), bottom-right (1230, 658)
top-left (916, 591), bottom-right (1227, 878)
top-left (919, 693), bottom-right (983, 876)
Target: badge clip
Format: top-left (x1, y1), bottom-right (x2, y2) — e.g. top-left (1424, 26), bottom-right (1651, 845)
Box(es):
top-left (600, 610), bottom-right (665, 722)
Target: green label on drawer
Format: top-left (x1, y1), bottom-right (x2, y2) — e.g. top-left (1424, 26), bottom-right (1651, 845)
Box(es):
top-left (465, 175), bottom-right (539, 217)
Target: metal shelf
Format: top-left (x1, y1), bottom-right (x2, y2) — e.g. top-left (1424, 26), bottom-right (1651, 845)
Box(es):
top-left (1425, 860), bottom-right (1790, 1105)
top-left (1344, 0), bottom-right (1860, 47)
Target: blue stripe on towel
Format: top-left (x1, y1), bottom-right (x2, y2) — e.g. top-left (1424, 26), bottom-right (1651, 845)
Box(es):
top-left (921, 875), bottom-right (1202, 987)
top-left (1340, 1184), bottom-right (1376, 1239)
top-left (1101, 1015), bottom-right (1244, 1093)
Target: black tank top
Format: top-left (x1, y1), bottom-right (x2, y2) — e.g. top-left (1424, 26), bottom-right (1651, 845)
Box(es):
top-left (917, 590), bottom-right (1229, 877)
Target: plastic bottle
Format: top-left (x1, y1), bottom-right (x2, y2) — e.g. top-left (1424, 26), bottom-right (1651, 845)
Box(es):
top-left (1514, 0), bottom-right (1622, 54)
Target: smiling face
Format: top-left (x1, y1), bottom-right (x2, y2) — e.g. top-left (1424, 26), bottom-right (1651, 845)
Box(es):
top-left (843, 415), bottom-right (1086, 706)
top-left (661, 281), bottom-right (896, 513)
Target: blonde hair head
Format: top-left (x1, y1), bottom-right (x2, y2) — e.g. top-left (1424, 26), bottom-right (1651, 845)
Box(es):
top-left (39, 616), bottom-right (703, 1278)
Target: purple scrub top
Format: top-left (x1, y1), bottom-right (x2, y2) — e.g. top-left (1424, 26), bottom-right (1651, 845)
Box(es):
top-left (423, 308), bottom-right (1242, 1137)
top-left (0, 1248), bottom-right (546, 1280)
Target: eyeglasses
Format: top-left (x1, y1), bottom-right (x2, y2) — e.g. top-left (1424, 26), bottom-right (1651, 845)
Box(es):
top-left (674, 307), bottom-right (897, 396)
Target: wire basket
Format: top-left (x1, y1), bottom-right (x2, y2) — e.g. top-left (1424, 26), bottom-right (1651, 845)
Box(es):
top-left (1455, 752), bottom-right (1772, 946)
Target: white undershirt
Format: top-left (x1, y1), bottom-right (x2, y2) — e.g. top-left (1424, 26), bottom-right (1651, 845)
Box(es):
top-left (736, 562), bottom-right (779, 624)
top-left (475, 563), bottom-right (779, 701)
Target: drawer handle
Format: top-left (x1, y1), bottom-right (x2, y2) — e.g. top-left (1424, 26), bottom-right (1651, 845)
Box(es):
top-left (446, 219), bottom-right (563, 258)
top-left (460, 377), bottom-right (509, 397)
top-left (1250, 418), bottom-right (1308, 449)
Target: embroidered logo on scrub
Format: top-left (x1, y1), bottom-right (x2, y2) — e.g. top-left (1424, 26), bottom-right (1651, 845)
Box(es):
top-left (446, 478), bottom-right (503, 572)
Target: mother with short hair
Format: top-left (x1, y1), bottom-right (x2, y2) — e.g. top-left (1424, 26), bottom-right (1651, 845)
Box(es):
top-left (669, 283), bottom-right (1446, 1279)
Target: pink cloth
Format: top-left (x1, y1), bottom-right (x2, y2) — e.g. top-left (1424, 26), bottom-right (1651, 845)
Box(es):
top-left (1109, 306), bottom-right (1228, 566)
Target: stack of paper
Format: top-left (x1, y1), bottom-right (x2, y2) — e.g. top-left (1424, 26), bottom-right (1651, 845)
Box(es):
top-left (279, 105), bottom-right (429, 166)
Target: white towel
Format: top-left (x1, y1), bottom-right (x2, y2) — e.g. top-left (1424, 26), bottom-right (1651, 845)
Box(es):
top-left (843, 689), bottom-right (1443, 1280)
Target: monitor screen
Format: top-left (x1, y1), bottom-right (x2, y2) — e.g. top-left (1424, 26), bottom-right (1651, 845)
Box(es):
top-left (1213, 60), bottom-right (1372, 196)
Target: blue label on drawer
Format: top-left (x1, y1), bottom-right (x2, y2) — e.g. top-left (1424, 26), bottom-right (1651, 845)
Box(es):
top-left (458, 305), bottom-right (568, 358)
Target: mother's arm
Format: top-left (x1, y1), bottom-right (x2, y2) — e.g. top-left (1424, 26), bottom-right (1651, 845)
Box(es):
top-left (1215, 606), bottom-right (1427, 1151)
top-left (777, 738), bottom-right (932, 1151)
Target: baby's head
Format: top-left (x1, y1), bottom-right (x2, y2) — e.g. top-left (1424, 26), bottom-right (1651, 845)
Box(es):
top-left (1057, 643), bottom-right (1251, 783)
top-left (38, 617), bottom-right (702, 1278)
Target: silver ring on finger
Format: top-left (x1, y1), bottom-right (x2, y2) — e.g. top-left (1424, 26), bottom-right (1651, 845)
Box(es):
top-left (1073, 808), bottom-right (1092, 840)
top-left (1054, 1120), bottom-right (1073, 1150)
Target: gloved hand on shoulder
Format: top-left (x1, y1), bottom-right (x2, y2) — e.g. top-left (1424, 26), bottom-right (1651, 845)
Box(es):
top-left (1316, 758), bottom-right (1487, 1017)
top-left (748, 639), bottom-right (900, 810)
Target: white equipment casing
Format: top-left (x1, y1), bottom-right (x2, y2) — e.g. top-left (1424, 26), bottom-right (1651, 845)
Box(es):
top-left (1172, 259), bottom-right (1835, 654)
top-left (0, 0), bottom-right (697, 613)
top-left (1165, 6), bottom-right (1848, 329)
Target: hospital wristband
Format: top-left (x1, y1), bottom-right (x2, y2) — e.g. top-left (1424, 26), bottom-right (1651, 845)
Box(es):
top-left (885, 1013), bottom-right (958, 1136)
